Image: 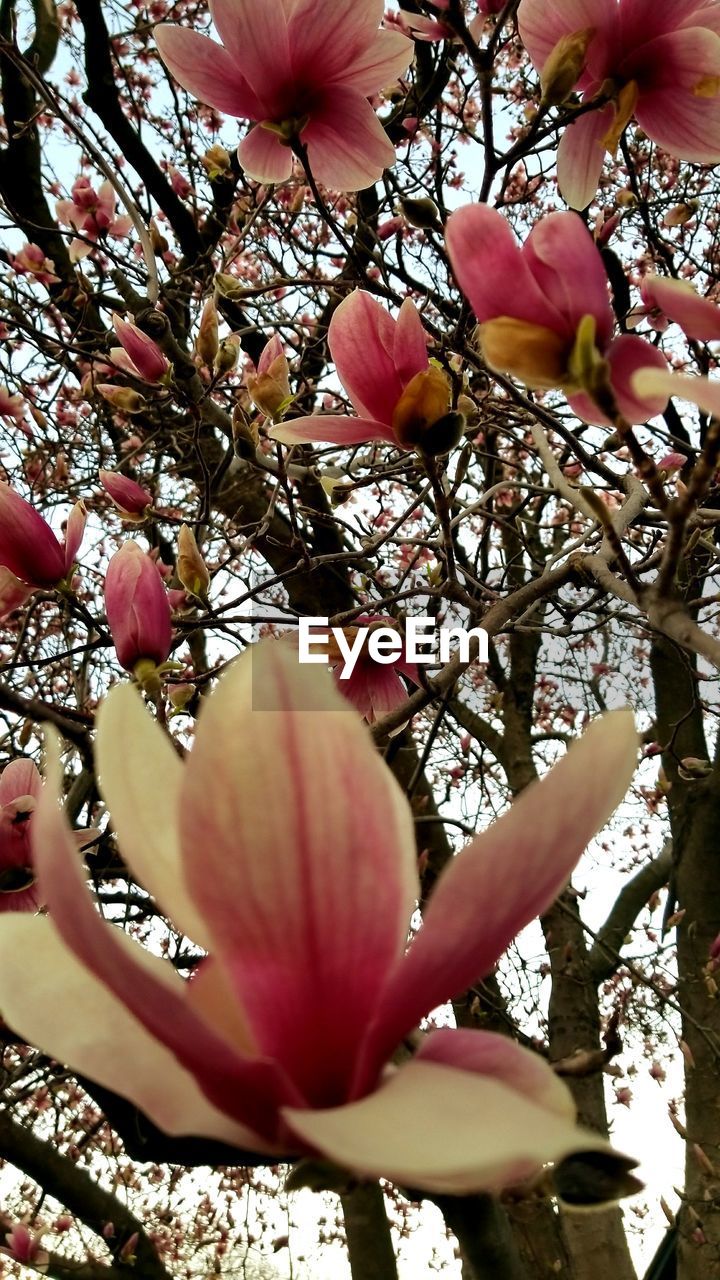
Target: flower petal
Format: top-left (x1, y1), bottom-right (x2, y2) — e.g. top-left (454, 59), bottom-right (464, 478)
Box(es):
top-left (606, 336), bottom-right (670, 423)
top-left (641, 275), bottom-right (720, 342)
top-left (393, 298), bottom-right (430, 388)
top-left (95, 682), bottom-right (211, 948)
top-left (284, 1059), bottom-right (609, 1195)
top-left (154, 26), bottom-right (264, 118)
top-left (301, 88), bottom-right (397, 191)
top-left (523, 211), bottom-right (613, 344)
top-left (415, 1028), bottom-right (575, 1118)
top-left (0, 759), bottom-right (41, 805)
top-left (336, 27), bottom-right (414, 94)
top-left (270, 414), bottom-right (395, 446)
top-left (632, 368), bottom-right (720, 418)
top-left (287, 0), bottom-right (391, 87)
top-left (517, 0), bottom-right (616, 87)
top-left (237, 125), bottom-right (295, 184)
top-left (633, 28), bottom-right (720, 162)
top-left (208, 0), bottom-right (291, 108)
top-left (328, 290), bottom-right (408, 422)
top-left (556, 103), bottom-right (614, 210)
top-left (33, 730), bottom-right (302, 1139)
top-left (0, 916), bottom-right (265, 1149)
top-left (355, 709), bottom-right (637, 1091)
top-left (179, 642), bottom-right (418, 1106)
top-left (445, 205), bottom-right (563, 330)
top-left (0, 567), bottom-right (34, 617)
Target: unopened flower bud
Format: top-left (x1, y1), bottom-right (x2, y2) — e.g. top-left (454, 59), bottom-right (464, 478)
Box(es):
top-left (104, 541), bottom-right (173, 673)
top-left (95, 385), bottom-right (147, 414)
top-left (201, 144), bottom-right (233, 180)
top-left (149, 219), bottom-right (169, 254)
top-left (214, 334), bottom-right (241, 377)
top-left (99, 470), bottom-right (153, 519)
top-left (247, 337), bottom-right (291, 420)
top-left (399, 196), bottom-right (443, 233)
top-left (176, 524), bottom-right (210, 601)
top-left (678, 755), bottom-right (713, 780)
top-left (196, 296), bottom-right (219, 367)
top-left (391, 366), bottom-right (453, 449)
top-left (419, 410), bottom-right (466, 457)
top-left (232, 402), bottom-right (259, 459)
top-left (541, 27), bottom-right (594, 105)
top-left (111, 314), bottom-right (170, 384)
top-left (664, 202), bottom-right (699, 228)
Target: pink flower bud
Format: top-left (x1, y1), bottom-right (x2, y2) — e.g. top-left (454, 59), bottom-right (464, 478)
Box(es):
top-left (104, 541), bottom-right (173, 672)
top-left (0, 483), bottom-right (84, 590)
top-left (176, 525), bottom-right (210, 601)
top-left (99, 470), bottom-right (153, 518)
top-left (111, 314), bottom-right (170, 384)
top-left (96, 385), bottom-right (147, 414)
top-left (658, 451), bottom-right (687, 475)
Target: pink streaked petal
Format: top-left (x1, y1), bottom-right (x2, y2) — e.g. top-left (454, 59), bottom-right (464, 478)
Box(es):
top-left (0, 760), bottom-right (41, 806)
top-left (154, 26), bottom-right (264, 119)
top-left (641, 276), bottom-right (720, 342)
top-left (523, 211), bottom-right (613, 344)
top-left (0, 916), bottom-right (267, 1148)
top-left (445, 205), bottom-right (563, 330)
top-left (34, 730), bottom-right (302, 1138)
top-left (284, 1059), bottom-right (608, 1195)
top-left (332, 27), bottom-right (414, 94)
top-left (517, 0), bottom-right (616, 85)
top-left (393, 298), bottom-right (430, 388)
top-left (329, 290), bottom-right (405, 422)
top-left (63, 500), bottom-right (86, 572)
top-left (394, 658), bottom-right (421, 686)
top-left (605, 336), bottom-right (669, 424)
top-left (632, 369), bottom-right (720, 419)
top-left (556, 103), bottom-right (614, 210)
top-left (301, 88), bottom-right (396, 192)
top-left (619, 0), bottom-right (710, 47)
top-left (633, 28), bottom-right (720, 162)
top-left (415, 1028), bottom-right (575, 1118)
top-left (270, 414), bottom-right (395, 446)
top-left (0, 483), bottom-right (65, 587)
top-left (179, 642), bottom-right (418, 1107)
top-left (237, 125), bottom-right (294, 185)
top-left (354, 709), bottom-right (637, 1091)
top-left (208, 0), bottom-right (291, 108)
top-left (257, 334), bottom-right (285, 376)
top-left (341, 663), bottom-right (410, 724)
top-left (0, 568), bottom-right (34, 618)
top-left (287, 0), bottom-right (382, 83)
top-left (95, 682), bottom-right (211, 949)
top-left (689, 5), bottom-right (720, 36)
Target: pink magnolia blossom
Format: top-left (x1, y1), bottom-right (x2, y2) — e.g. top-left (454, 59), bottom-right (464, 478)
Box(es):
top-left (110, 314), bottom-right (170, 384)
top-left (56, 177), bottom-right (133, 262)
top-left (246, 336), bottom-right (291, 420)
top-left (322, 617), bottom-right (421, 723)
top-left (0, 483), bottom-right (86, 616)
top-left (99, 470), bottom-right (154, 519)
top-left (639, 276), bottom-right (720, 343)
top-left (10, 243), bottom-right (59, 286)
top-left (154, 0), bottom-right (412, 191)
top-left (271, 290), bottom-right (457, 449)
top-left (518, 0), bottom-right (720, 209)
top-left (445, 204), bottom-right (669, 426)
top-left (0, 642), bottom-right (639, 1192)
top-left (0, 387), bottom-right (25, 424)
top-left (0, 761), bottom-right (43, 913)
top-left (104, 541), bottom-right (174, 675)
top-left (0, 1223), bottom-right (49, 1271)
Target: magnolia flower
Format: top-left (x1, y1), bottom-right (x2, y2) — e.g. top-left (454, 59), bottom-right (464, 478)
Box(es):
top-left (632, 278), bottom-right (720, 417)
top-left (0, 642), bottom-right (638, 1193)
top-left (0, 761), bottom-right (93, 913)
top-left (99, 470), bottom-right (154, 520)
top-left (104, 542), bottom-right (174, 681)
top-left (0, 387), bottom-right (26, 425)
top-left (271, 291), bottom-right (460, 451)
top-left (110, 314), bottom-right (170, 384)
top-left (246, 336), bottom-right (291, 421)
top-left (0, 1223), bottom-right (49, 1272)
top-left (518, 0), bottom-right (720, 209)
top-left (318, 617), bottom-right (421, 723)
top-left (56, 177), bottom-right (133, 262)
top-left (0, 483), bottom-right (86, 618)
top-left (155, 0), bottom-right (412, 191)
top-left (10, 243), bottom-right (59, 286)
top-left (445, 204), bottom-right (668, 426)
top-left (0, 761), bottom-right (43, 913)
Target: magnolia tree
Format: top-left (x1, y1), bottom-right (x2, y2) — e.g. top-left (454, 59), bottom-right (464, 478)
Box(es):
top-left (0, 0), bottom-right (720, 1277)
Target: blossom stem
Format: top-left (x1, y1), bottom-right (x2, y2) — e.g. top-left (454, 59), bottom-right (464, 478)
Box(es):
top-left (340, 1182), bottom-right (398, 1280)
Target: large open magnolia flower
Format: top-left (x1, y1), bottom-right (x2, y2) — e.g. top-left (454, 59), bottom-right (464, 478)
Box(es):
top-left (0, 644), bottom-right (638, 1193)
top-left (518, 0), bottom-right (720, 209)
top-left (155, 0), bottom-right (412, 191)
